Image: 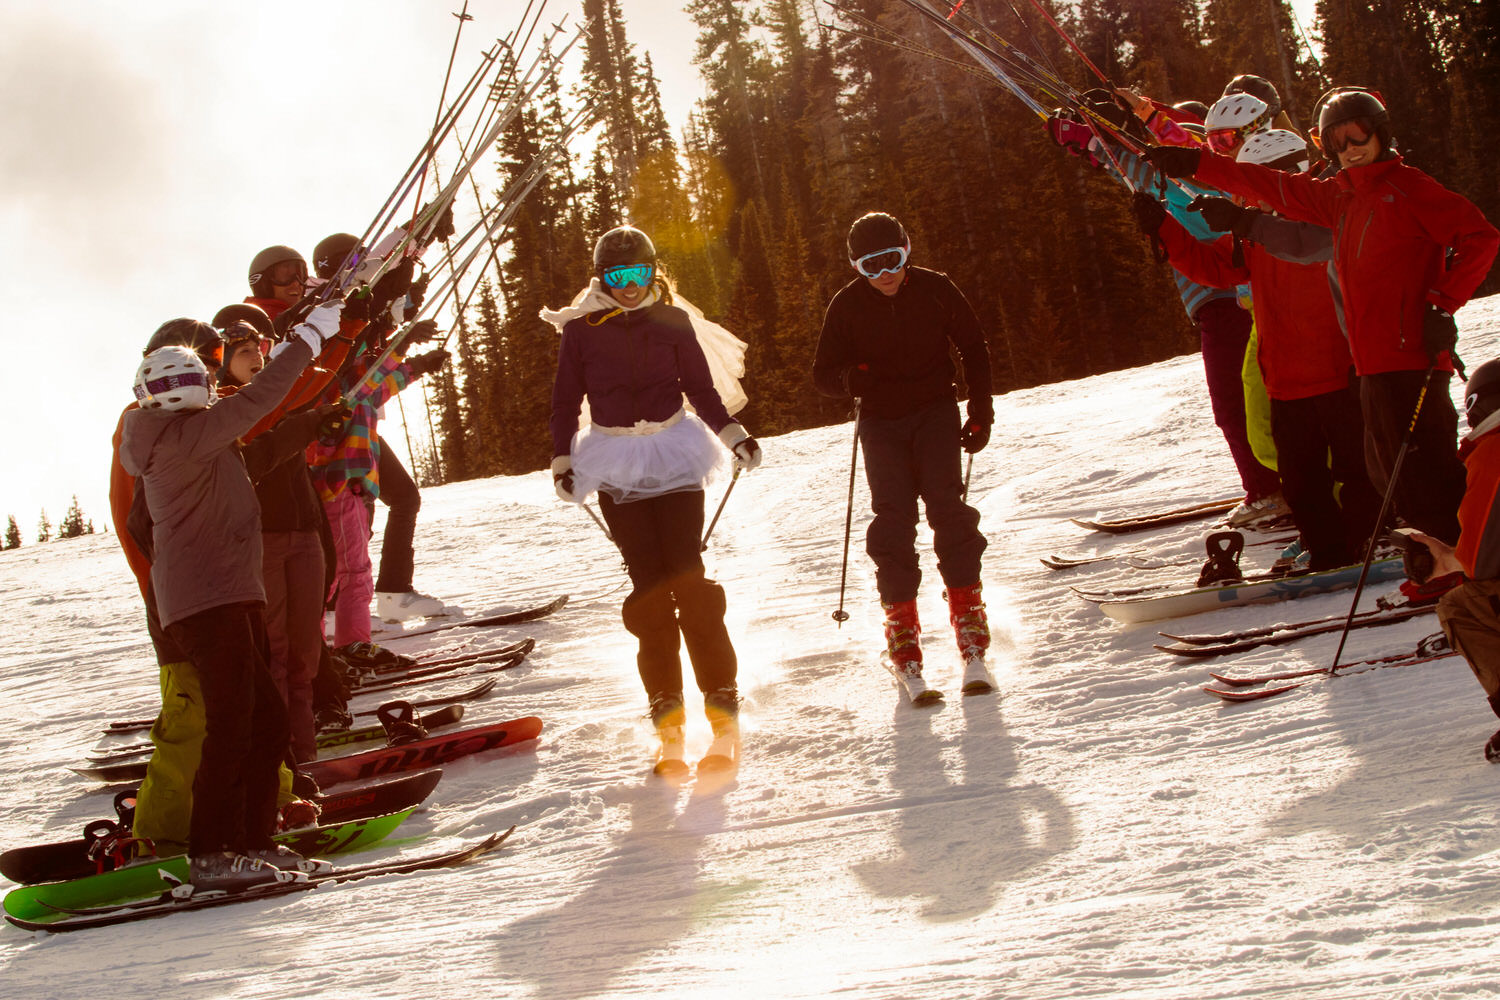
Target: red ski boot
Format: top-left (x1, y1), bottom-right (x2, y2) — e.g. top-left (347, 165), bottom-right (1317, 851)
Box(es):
top-left (945, 583), bottom-right (995, 695)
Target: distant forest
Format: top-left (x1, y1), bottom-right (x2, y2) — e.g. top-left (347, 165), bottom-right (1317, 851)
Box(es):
top-left (409, 0), bottom-right (1500, 485)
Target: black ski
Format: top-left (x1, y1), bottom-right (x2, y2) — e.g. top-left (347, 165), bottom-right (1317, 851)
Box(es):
top-left (7, 828), bottom-right (514, 932)
top-left (1201, 634), bottom-right (1458, 702)
top-left (1069, 497), bottom-right (1239, 534)
top-left (1154, 603), bottom-right (1434, 658)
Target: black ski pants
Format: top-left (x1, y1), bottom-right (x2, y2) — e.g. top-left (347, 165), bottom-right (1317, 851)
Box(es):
top-left (1270, 379), bottom-right (1382, 570)
top-left (859, 398), bottom-right (986, 604)
top-left (165, 602), bottom-right (289, 856)
top-left (1360, 370), bottom-right (1466, 545)
top-left (599, 489), bottom-right (737, 707)
top-left (373, 437), bottom-right (421, 593)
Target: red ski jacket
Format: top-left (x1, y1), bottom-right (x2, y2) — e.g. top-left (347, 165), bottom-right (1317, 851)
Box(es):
top-left (1457, 422), bottom-right (1500, 580)
top-left (1194, 153), bottom-right (1499, 377)
top-left (1157, 215), bottom-right (1352, 401)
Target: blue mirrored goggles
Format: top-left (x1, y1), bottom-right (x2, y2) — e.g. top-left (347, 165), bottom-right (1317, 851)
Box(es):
top-left (601, 263), bottom-right (655, 289)
top-left (851, 245), bottom-right (909, 279)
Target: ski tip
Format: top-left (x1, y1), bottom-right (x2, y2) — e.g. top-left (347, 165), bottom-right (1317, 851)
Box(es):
top-left (960, 680), bottom-right (995, 696)
top-left (653, 759), bottom-right (690, 779)
top-left (1200, 682), bottom-right (1301, 702)
top-left (910, 689), bottom-right (945, 707)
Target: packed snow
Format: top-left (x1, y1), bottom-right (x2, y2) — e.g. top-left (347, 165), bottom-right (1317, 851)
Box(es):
top-left (3, 296), bottom-right (1499, 999)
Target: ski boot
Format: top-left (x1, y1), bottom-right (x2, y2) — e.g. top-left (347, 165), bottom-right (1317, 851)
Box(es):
top-left (1197, 531), bottom-right (1247, 587)
top-left (377, 589), bottom-right (447, 622)
top-left (701, 686), bottom-right (741, 773)
top-left (882, 599), bottom-right (941, 706)
top-left (650, 693), bottom-right (689, 779)
top-left (945, 583), bottom-right (995, 695)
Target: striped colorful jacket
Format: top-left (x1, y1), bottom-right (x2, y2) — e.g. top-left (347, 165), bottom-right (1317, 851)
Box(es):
top-left (307, 352), bottom-right (410, 502)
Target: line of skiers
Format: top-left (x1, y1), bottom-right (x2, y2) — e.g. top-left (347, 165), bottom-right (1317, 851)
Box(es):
top-left (1052, 75), bottom-right (1500, 755)
top-left (112, 229), bottom-right (454, 890)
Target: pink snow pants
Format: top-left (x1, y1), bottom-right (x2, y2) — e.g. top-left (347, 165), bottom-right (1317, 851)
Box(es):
top-left (324, 488), bottom-right (373, 648)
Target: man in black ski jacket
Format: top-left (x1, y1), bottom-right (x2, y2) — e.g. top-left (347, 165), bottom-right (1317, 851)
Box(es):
top-left (812, 212), bottom-right (996, 697)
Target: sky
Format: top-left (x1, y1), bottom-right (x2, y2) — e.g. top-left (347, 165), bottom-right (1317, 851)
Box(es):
top-left (0, 0), bottom-right (1323, 538)
top-left (0, 0), bottom-right (704, 537)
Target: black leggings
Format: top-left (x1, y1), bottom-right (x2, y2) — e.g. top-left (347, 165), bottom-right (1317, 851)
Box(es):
top-left (599, 490), bottom-right (737, 703)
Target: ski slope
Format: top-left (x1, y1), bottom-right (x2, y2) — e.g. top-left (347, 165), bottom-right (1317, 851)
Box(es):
top-left (2, 296), bottom-right (1499, 999)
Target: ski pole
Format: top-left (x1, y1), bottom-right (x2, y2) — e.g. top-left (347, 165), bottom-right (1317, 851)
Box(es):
top-left (963, 452), bottom-right (974, 504)
top-left (582, 501), bottom-right (613, 543)
top-left (701, 466), bottom-right (742, 552)
top-left (1329, 366), bottom-right (1436, 673)
top-left (833, 401), bottom-right (862, 626)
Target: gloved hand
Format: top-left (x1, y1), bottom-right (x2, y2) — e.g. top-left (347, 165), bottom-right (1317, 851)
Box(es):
top-left (551, 456), bottom-right (578, 503)
top-left (406, 271), bottom-right (431, 313)
top-left (406, 348), bottom-right (449, 377)
top-left (1078, 88), bottom-right (1131, 130)
top-left (402, 319), bottom-right (441, 348)
top-left (960, 419), bottom-right (990, 454)
top-left (1131, 192), bottom-right (1168, 236)
top-left (1046, 109), bottom-right (1102, 168)
top-left (341, 291), bottom-right (373, 323)
top-left (427, 203), bottom-right (456, 243)
top-left (370, 258), bottom-right (415, 318)
top-left (718, 424), bottom-right (763, 472)
top-left (842, 364), bottom-right (875, 398)
top-left (292, 300), bottom-right (345, 354)
top-left (1143, 144), bottom-right (1202, 178)
top-left (1423, 304), bottom-right (1458, 363)
top-left (315, 399), bottom-right (353, 440)
top-left (1188, 195), bottom-right (1255, 235)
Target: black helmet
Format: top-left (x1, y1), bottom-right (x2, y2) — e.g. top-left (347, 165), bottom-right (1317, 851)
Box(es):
top-left (1171, 100), bottom-right (1210, 121)
top-left (211, 303), bottom-right (274, 340)
top-left (847, 212), bottom-right (908, 260)
top-left (142, 318), bottom-right (224, 369)
top-left (247, 245), bottom-right (307, 297)
top-left (1464, 358), bottom-right (1500, 429)
top-left (313, 233), bottom-right (362, 280)
top-left (1317, 87), bottom-right (1388, 133)
top-left (593, 226), bottom-right (656, 273)
top-left (1223, 74), bottom-right (1281, 119)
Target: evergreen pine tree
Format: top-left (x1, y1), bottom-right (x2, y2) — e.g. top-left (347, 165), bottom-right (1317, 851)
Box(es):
top-left (37, 510), bottom-right (50, 544)
top-left (5, 515), bottom-right (20, 550)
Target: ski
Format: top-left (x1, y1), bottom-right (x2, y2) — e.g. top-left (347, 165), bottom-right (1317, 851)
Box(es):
top-left (1159, 600), bottom-right (1418, 644)
top-left (373, 595), bottom-right (568, 642)
top-left (1201, 634), bottom-right (1459, 701)
top-left (1153, 603), bottom-right (1434, 658)
top-left (697, 736), bottom-right (740, 775)
top-left (1080, 558), bottom-right (1404, 624)
top-left (100, 668), bottom-right (506, 739)
top-left (3, 810), bottom-right (419, 919)
top-left (89, 705), bottom-right (469, 765)
top-left (1069, 496), bottom-right (1239, 534)
top-left (6, 828), bottom-right (514, 932)
top-left (961, 656), bottom-right (997, 694)
top-left (303, 715), bottom-right (543, 786)
top-left (881, 654), bottom-right (943, 707)
top-left (347, 639), bottom-right (534, 696)
top-left (1041, 533), bottom-right (1296, 571)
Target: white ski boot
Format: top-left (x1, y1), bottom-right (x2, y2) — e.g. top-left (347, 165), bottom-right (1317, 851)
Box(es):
top-left (377, 590), bottom-right (447, 622)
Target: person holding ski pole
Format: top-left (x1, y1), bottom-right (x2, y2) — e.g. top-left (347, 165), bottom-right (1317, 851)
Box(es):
top-left (120, 301), bottom-right (344, 890)
top-left (544, 225), bottom-right (759, 776)
top-left (1145, 88), bottom-right (1500, 594)
top-left (811, 212), bottom-right (995, 703)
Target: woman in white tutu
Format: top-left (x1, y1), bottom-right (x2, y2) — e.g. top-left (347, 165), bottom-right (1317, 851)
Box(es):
top-left (545, 225), bottom-right (762, 774)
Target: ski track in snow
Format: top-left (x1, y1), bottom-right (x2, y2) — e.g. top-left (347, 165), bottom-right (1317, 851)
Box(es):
top-left (3, 298), bottom-right (1500, 999)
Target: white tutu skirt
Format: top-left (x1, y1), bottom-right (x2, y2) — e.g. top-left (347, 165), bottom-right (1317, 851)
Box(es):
top-left (571, 412), bottom-right (727, 503)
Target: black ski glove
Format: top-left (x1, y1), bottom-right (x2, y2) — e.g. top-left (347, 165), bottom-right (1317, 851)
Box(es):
top-left (402, 319), bottom-right (441, 348)
top-left (1423, 304), bottom-right (1458, 364)
top-left (406, 348), bottom-right (450, 377)
top-left (1188, 195), bottom-right (1258, 236)
top-left (1131, 192), bottom-right (1168, 236)
top-left (1143, 144), bottom-right (1202, 178)
top-left (842, 364), bottom-right (875, 398)
top-left (369, 258), bottom-right (415, 317)
top-left (960, 419), bottom-right (991, 454)
top-left (315, 399), bottom-right (353, 443)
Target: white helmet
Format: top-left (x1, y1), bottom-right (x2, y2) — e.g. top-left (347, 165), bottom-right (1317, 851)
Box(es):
top-left (1237, 129), bottom-right (1311, 173)
top-left (1205, 92), bottom-right (1271, 132)
top-left (133, 346), bottom-right (212, 411)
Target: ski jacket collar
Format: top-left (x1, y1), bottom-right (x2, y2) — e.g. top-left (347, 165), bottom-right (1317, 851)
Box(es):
top-left (1334, 155), bottom-right (1404, 193)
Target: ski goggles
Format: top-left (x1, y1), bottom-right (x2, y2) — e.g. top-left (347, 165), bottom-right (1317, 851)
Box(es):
top-left (265, 260), bottom-right (307, 287)
top-left (601, 263), bottom-right (655, 289)
top-left (851, 245), bottom-right (909, 279)
top-left (223, 327), bottom-right (271, 359)
top-left (1207, 126), bottom-right (1253, 155)
top-left (1323, 119), bottom-right (1376, 154)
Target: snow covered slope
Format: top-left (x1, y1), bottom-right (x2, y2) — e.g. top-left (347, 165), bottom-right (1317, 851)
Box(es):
top-left (2, 297), bottom-right (1499, 999)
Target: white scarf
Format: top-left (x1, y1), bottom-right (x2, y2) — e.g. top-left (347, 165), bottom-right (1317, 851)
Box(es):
top-left (540, 278), bottom-right (748, 417)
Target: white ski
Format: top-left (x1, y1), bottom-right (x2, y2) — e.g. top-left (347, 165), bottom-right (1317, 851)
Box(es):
top-left (961, 656), bottom-right (996, 695)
